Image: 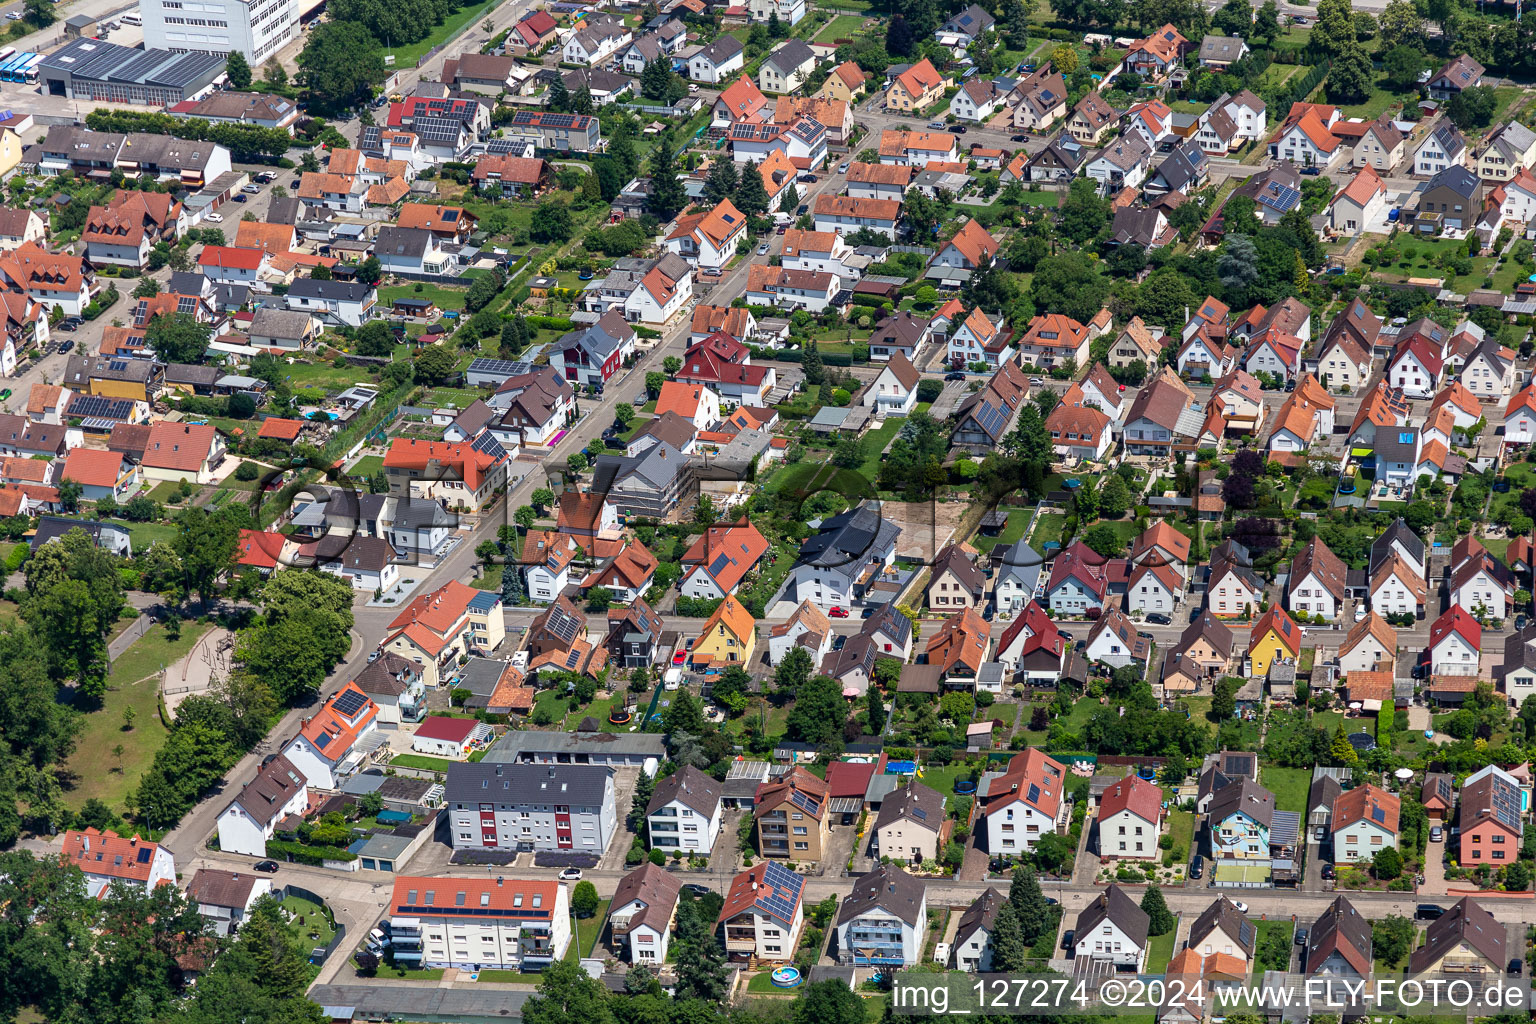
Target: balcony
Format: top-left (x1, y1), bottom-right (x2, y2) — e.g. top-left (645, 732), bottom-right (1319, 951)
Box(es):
top-left (611, 916), bottom-right (635, 935)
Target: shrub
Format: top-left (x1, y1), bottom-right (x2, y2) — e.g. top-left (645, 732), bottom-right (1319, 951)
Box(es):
top-left (234, 461), bottom-right (262, 481)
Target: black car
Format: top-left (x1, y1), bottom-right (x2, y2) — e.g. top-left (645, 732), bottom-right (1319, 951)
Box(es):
top-left (232, 194), bottom-right (247, 203)
top-left (254, 860), bottom-right (280, 873)
top-left (1295, 928), bottom-right (1309, 946)
top-left (798, 173), bottom-right (817, 183)
top-left (948, 125), bottom-right (968, 133)
top-left (1189, 854), bottom-right (1204, 879)
top-left (57, 340), bottom-right (74, 353)
top-left (1511, 959), bottom-right (1525, 976)
top-left (861, 607), bottom-right (876, 618)
top-left (832, 635), bottom-right (847, 651)
top-left (945, 371), bottom-right (966, 381)
top-left (290, 179), bottom-right (301, 188)
top-left (1010, 134), bottom-right (1027, 142)
top-left (1146, 612), bottom-right (1172, 625)
top-left (1416, 903), bottom-right (1446, 920)
top-left (1056, 629), bottom-right (1074, 641)
top-left (58, 320), bottom-right (78, 332)
top-left (1321, 863), bottom-right (1335, 879)
top-left (796, 204), bottom-right (809, 216)
top-left (683, 883), bottom-right (712, 896)
top-left (1061, 930), bottom-right (1074, 951)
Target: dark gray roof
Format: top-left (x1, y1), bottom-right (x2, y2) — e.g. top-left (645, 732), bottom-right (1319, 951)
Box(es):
top-left (873, 780), bottom-right (945, 833)
top-left (185, 868), bottom-right (260, 909)
top-left (392, 495), bottom-right (456, 530)
top-left (1305, 895), bottom-right (1371, 975)
top-left (698, 34), bottom-right (743, 65)
top-left (1308, 773), bottom-right (1342, 816)
top-left (647, 764), bottom-right (721, 816)
top-left (375, 225), bottom-right (434, 259)
top-left (1425, 163), bottom-right (1479, 200)
top-left (29, 516), bottom-right (129, 550)
top-left (1190, 896), bottom-right (1257, 957)
top-left (797, 503), bottom-right (900, 581)
top-left (632, 411), bottom-right (696, 451)
top-left (444, 762), bottom-right (612, 806)
top-left (288, 279), bottom-right (373, 302)
top-left (1207, 775), bottom-right (1275, 829)
top-left (954, 888), bottom-right (1005, 946)
top-left (1410, 897), bottom-right (1504, 972)
top-left (941, 3), bottom-right (995, 35)
top-left (863, 601), bottom-right (913, 649)
top-left (1152, 140), bottom-right (1207, 192)
top-left (763, 39), bottom-right (815, 75)
top-left (231, 753), bottom-right (307, 826)
top-left (1370, 517), bottom-right (1426, 573)
top-left (835, 863), bottom-right (926, 927)
top-left (1073, 884), bottom-right (1149, 949)
top-left (592, 439), bottom-right (687, 494)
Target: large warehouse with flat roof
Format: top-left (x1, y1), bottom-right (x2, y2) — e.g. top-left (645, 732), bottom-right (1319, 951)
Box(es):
top-left (38, 38), bottom-right (225, 105)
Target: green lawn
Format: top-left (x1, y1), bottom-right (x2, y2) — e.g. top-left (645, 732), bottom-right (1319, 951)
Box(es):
top-left (577, 900), bottom-right (609, 957)
top-left (379, 283), bottom-right (470, 313)
top-left (1031, 513), bottom-right (1068, 549)
top-left (422, 387), bottom-right (487, 410)
top-left (384, 0), bottom-right (501, 68)
top-left (988, 510), bottom-right (1031, 550)
top-left (348, 455), bottom-right (384, 479)
top-left (856, 415), bottom-right (907, 482)
top-left (65, 622), bottom-right (214, 812)
top-left (814, 13), bottom-right (870, 41)
top-left (1145, 929), bottom-right (1176, 973)
top-left (282, 894), bottom-right (336, 976)
top-left (389, 753), bottom-right (455, 772)
top-left (1165, 807), bottom-right (1194, 860)
top-left (1259, 766), bottom-right (1311, 815)
top-left (280, 359), bottom-right (375, 390)
top-left (1254, 919), bottom-right (1295, 971)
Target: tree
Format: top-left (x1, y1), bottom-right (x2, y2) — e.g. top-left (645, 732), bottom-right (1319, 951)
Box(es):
top-left (989, 902), bottom-right (1029, 971)
top-left (865, 688), bottom-right (886, 736)
top-left (1252, 0), bottom-right (1281, 41)
top-left (226, 51), bottom-right (252, 89)
top-left (412, 344), bottom-right (456, 386)
top-left (57, 478), bottom-right (81, 514)
top-left (1009, 867), bottom-right (1049, 942)
top-left (1029, 251), bottom-right (1110, 325)
top-left (775, 645), bottom-right (813, 700)
top-left (673, 896), bottom-right (730, 1001)
top-left (1212, 0), bottom-right (1252, 36)
top-left (514, 505), bottom-right (536, 531)
top-left (1372, 914), bottom-right (1414, 967)
top-left (530, 201), bottom-right (575, 243)
top-left (1382, 43), bottom-right (1425, 91)
top-left (1448, 86), bottom-right (1499, 131)
top-left (571, 880), bottom-right (600, 917)
top-left (234, 570), bottom-right (353, 704)
top-left (1310, 0), bottom-right (1356, 60)
top-left (145, 312), bottom-right (213, 365)
top-left (1330, 721), bottom-right (1358, 766)
top-left (22, 0), bottom-right (54, 25)
top-left (1100, 473), bottom-right (1132, 518)
top-left (523, 959), bottom-right (616, 1024)
top-left (1373, 844), bottom-right (1403, 879)
top-left (573, 85), bottom-right (595, 116)
top-left (735, 164), bottom-right (771, 216)
top-left (645, 371), bottom-right (665, 396)
top-left (547, 74), bottom-right (572, 112)
top-left (787, 674), bottom-right (846, 744)
top-left (794, 981), bottom-right (866, 1024)
top-left (801, 340), bottom-right (825, 385)
top-left (355, 255), bottom-right (382, 286)
top-left (703, 156), bottom-right (740, 205)
top-left (1377, 0), bottom-right (1424, 49)
top-left (885, 14), bottom-right (915, 55)
top-left (355, 320), bottom-right (396, 357)
top-left (662, 689), bottom-right (706, 739)
top-left (1210, 676), bottom-right (1238, 722)
top-left (173, 505), bottom-right (240, 605)
top-left (296, 21), bottom-right (386, 115)
top-left (649, 136), bottom-right (688, 221)
top-left (1142, 883), bottom-right (1176, 936)
top-left (1328, 40), bottom-right (1375, 103)
top-left (23, 529), bottom-right (125, 697)
top-left (1050, 44), bottom-right (1079, 74)
top-left (1058, 177), bottom-right (1112, 244)
top-left (133, 276), bottom-right (160, 299)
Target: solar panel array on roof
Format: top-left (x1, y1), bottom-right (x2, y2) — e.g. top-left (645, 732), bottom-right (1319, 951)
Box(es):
top-left (471, 431), bottom-right (507, 460)
top-left (468, 358), bottom-right (532, 375)
top-left (1371, 805), bottom-right (1385, 823)
top-left (1436, 776), bottom-right (1452, 802)
top-left (971, 398), bottom-right (1009, 438)
top-left (486, 138), bottom-right (528, 155)
top-left (545, 606), bottom-right (581, 644)
top-left (1238, 918), bottom-right (1256, 949)
top-left (69, 395), bottom-right (135, 418)
top-left (414, 117), bottom-right (467, 147)
top-left (332, 687), bottom-right (369, 718)
top-left (708, 552), bottom-right (733, 576)
top-left (789, 788), bottom-right (820, 815)
top-left (1258, 182), bottom-right (1300, 211)
top-left (1493, 778), bottom-right (1520, 829)
top-left (756, 861), bottom-right (804, 923)
top-left (1026, 783), bottom-right (1041, 803)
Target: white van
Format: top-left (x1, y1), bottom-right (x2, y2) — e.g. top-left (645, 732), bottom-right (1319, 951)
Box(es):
top-left (121, 11), bottom-right (141, 25)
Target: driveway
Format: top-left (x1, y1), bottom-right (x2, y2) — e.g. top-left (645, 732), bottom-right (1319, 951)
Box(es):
top-left (1420, 833), bottom-right (1448, 895)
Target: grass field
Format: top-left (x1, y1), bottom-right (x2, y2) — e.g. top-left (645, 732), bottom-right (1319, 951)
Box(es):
top-left (1145, 929), bottom-right (1176, 973)
top-left (814, 13), bottom-right (869, 42)
top-left (282, 893), bottom-right (336, 976)
top-left (577, 900), bottom-right (609, 957)
top-left (379, 283), bottom-right (470, 312)
top-left (389, 753), bottom-right (455, 773)
top-left (1165, 807), bottom-right (1194, 859)
top-left (65, 622), bottom-right (214, 812)
top-left (384, 0), bottom-right (500, 69)
top-left (1031, 512), bottom-right (1068, 549)
top-left (348, 455), bottom-right (385, 479)
top-left (856, 415), bottom-right (907, 481)
top-left (422, 387), bottom-right (487, 410)
top-left (1260, 766), bottom-right (1311, 815)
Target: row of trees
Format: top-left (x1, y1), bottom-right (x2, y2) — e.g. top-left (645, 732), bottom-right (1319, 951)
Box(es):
top-left (83, 110), bottom-right (296, 162)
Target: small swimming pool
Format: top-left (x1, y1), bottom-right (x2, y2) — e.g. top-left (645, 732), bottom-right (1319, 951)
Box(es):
top-left (771, 967), bottom-right (803, 988)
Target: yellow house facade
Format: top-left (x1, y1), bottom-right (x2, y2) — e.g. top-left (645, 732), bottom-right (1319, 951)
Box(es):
top-left (884, 58), bottom-right (947, 113)
top-left (0, 125), bottom-right (24, 182)
top-left (691, 594), bottom-right (756, 665)
top-left (1246, 606), bottom-right (1300, 677)
top-left (817, 60), bottom-right (867, 103)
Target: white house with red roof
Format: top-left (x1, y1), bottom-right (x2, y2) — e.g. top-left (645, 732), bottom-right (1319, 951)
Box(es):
top-left (236, 529), bottom-right (289, 574)
top-left (1428, 604), bottom-right (1481, 676)
top-left (1388, 336), bottom-right (1444, 398)
top-left (981, 749), bottom-right (1067, 855)
top-left (1505, 384), bottom-right (1536, 446)
top-left (60, 446), bottom-right (141, 502)
top-left (198, 245), bottom-right (268, 286)
top-left (551, 310), bottom-right (637, 388)
top-left (712, 76), bottom-right (769, 126)
top-left (1046, 383), bottom-right (1112, 460)
top-left (1242, 328), bottom-right (1304, 380)
top-left (780, 229), bottom-right (852, 277)
top-left (681, 517), bottom-right (770, 599)
top-left (994, 601), bottom-right (1065, 683)
top-left (624, 253), bottom-right (693, 326)
top-left (1044, 540), bottom-right (1109, 615)
top-left (383, 437), bottom-right (509, 510)
top-left (1493, 168), bottom-right (1536, 224)
top-left (411, 716), bottom-right (492, 759)
top-left (928, 218), bottom-right (998, 281)
top-left (388, 876), bottom-right (571, 969)
top-left (1126, 562), bottom-right (1183, 617)
top-left (718, 862), bottom-right (805, 961)
top-left (947, 307), bottom-right (1012, 369)
top-left (1450, 538), bottom-right (1515, 622)
top-left (1016, 313), bottom-right (1090, 369)
top-left (1269, 102), bottom-right (1343, 169)
top-left (1123, 24), bottom-right (1189, 79)
top-left (1328, 165), bottom-right (1388, 234)
top-left (1098, 776), bottom-right (1162, 861)
top-left (676, 332), bottom-right (775, 406)
top-left (140, 421), bottom-right (226, 485)
top-left (380, 580), bottom-right (506, 687)
top-left (62, 828), bottom-right (175, 898)
top-left (1124, 99), bottom-right (1175, 147)
top-left (665, 199), bottom-right (748, 272)
top-left (281, 682), bottom-right (379, 789)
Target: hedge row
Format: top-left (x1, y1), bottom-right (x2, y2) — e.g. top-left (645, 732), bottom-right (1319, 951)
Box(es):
top-left (266, 839), bottom-right (358, 865)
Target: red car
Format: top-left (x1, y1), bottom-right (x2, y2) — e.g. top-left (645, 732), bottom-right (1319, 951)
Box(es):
top-left (672, 650), bottom-right (688, 666)
top-left (828, 607), bottom-right (848, 618)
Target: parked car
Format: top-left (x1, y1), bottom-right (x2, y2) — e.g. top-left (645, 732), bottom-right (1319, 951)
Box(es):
top-left (1295, 928), bottom-right (1309, 946)
top-left (683, 883), bottom-right (712, 896)
top-left (1189, 854), bottom-right (1204, 879)
top-left (1146, 613), bottom-right (1172, 625)
top-left (948, 125), bottom-right (968, 133)
top-left (242, 184), bottom-right (261, 194)
top-left (832, 635), bottom-right (847, 651)
top-left (672, 649), bottom-right (688, 666)
top-left (796, 204), bottom-right (809, 215)
top-left (57, 340), bottom-right (74, 353)
top-left (1061, 930), bottom-right (1074, 951)
top-left (5, 14), bottom-right (20, 20)
top-left (254, 860), bottom-right (280, 873)
top-left (232, 195), bottom-right (247, 203)
top-left (1430, 825), bottom-right (1443, 842)
top-left (1416, 904), bottom-right (1446, 920)
top-left (757, 243), bottom-right (769, 255)
top-left (1511, 959), bottom-right (1525, 977)
top-left (945, 371), bottom-right (966, 381)
top-left (558, 867), bottom-right (583, 881)
top-left (798, 173), bottom-right (817, 183)
top-left (1300, 165), bottom-right (1322, 175)
top-left (927, 121), bottom-right (946, 130)
top-left (1321, 862), bottom-right (1335, 879)
top-left (1011, 134), bottom-right (1027, 142)
top-left (205, 213), bottom-right (223, 223)
top-left (1231, 901), bottom-right (1249, 913)
top-left (838, 161), bottom-right (850, 173)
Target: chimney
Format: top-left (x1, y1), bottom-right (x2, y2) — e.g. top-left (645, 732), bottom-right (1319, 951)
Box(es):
top-left (496, 876), bottom-right (504, 886)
